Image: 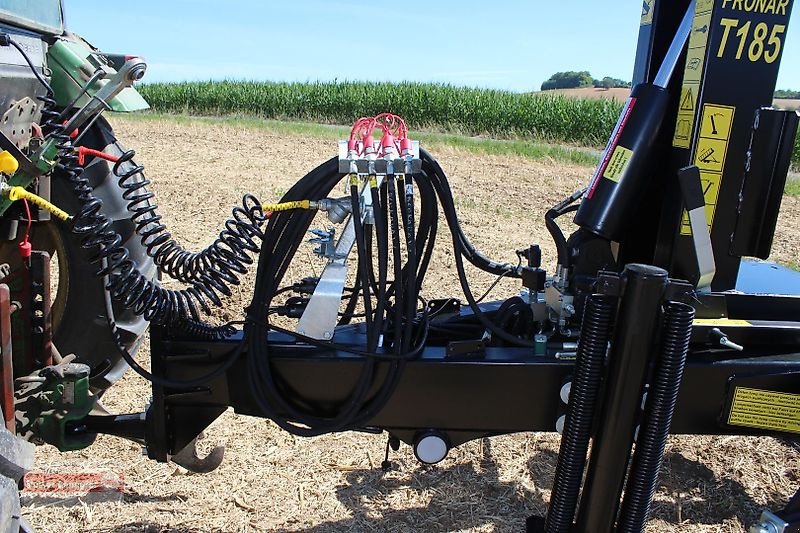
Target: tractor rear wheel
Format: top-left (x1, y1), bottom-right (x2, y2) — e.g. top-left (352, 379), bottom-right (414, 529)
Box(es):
top-left (0, 117), bottom-right (155, 392)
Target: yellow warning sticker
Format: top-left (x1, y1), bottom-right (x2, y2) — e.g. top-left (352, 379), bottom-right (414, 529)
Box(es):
top-left (695, 138), bottom-right (728, 172)
top-left (698, 104), bottom-right (735, 141)
top-left (674, 114), bottom-right (693, 147)
top-left (641, 0), bottom-right (655, 25)
top-left (680, 86), bottom-right (696, 113)
top-left (728, 387), bottom-right (800, 435)
top-left (683, 48), bottom-right (706, 83)
top-left (693, 318), bottom-right (751, 326)
top-left (680, 102), bottom-right (735, 235)
top-left (696, 0), bottom-right (713, 15)
top-left (673, 2), bottom-right (715, 149)
top-left (691, 12), bottom-right (712, 42)
top-left (603, 146), bottom-right (633, 182)
top-left (681, 170), bottom-right (723, 234)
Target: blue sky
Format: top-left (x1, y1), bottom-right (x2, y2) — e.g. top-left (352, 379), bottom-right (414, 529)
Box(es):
top-left (65, 1), bottom-right (799, 92)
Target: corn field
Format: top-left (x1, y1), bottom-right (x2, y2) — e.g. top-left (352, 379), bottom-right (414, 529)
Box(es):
top-left (138, 81), bottom-right (800, 170)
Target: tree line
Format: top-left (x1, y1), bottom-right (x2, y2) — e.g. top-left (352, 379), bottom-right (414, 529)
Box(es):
top-left (541, 72), bottom-right (799, 99)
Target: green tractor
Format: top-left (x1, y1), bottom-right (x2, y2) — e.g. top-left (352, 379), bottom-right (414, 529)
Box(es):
top-left (0, 2), bottom-right (154, 530)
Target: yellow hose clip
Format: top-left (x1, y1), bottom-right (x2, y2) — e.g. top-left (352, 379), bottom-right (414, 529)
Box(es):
top-left (7, 186), bottom-right (71, 221)
top-left (0, 151), bottom-right (19, 175)
top-left (260, 199), bottom-right (311, 213)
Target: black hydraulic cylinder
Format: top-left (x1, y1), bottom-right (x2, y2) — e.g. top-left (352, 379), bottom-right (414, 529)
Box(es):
top-left (575, 264), bottom-right (668, 532)
top-left (574, 83), bottom-right (670, 242)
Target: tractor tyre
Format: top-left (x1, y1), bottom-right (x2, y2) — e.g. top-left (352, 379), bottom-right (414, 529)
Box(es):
top-left (0, 117), bottom-right (156, 392)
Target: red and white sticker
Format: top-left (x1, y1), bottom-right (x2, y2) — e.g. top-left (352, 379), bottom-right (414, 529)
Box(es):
top-left (587, 96), bottom-right (637, 199)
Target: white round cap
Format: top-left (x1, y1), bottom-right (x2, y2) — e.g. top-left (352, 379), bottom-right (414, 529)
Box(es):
top-left (414, 434), bottom-right (448, 464)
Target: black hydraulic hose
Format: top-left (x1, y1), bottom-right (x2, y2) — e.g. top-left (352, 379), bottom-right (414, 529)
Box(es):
top-left (370, 183), bottom-right (388, 351)
top-left (545, 204), bottom-right (579, 268)
top-left (402, 174), bottom-right (418, 352)
top-left (247, 159), bottom-right (374, 435)
top-left (245, 159), bottom-right (410, 437)
top-left (422, 151), bottom-right (534, 347)
top-left (387, 176), bottom-right (404, 353)
top-left (337, 275), bottom-right (361, 326)
top-left (420, 149), bottom-right (518, 278)
top-left (412, 173), bottom-right (438, 290)
top-left (350, 179), bottom-right (375, 346)
top-left (545, 294), bottom-right (617, 533)
top-left (617, 301), bottom-right (694, 533)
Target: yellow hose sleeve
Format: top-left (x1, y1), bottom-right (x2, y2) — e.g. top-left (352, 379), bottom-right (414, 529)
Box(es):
top-left (7, 186), bottom-right (71, 221)
top-left (261, 199), bottom-right (311, 212)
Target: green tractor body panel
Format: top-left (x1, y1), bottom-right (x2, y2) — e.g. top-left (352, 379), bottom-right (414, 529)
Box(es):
top-left (47, 38), bottom-right (150, 112)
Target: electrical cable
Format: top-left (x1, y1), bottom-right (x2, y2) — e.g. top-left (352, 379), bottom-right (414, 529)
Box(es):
top-left (421, 149), bottom-right (534, 347)
top-left (0, 33), bottom-right (54, 96)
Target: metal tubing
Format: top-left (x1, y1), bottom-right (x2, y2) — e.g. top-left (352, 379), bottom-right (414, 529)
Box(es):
top-left (653, 0), bottom-right (695, 89)
top-left (575, 264), bottom-right (668, 532)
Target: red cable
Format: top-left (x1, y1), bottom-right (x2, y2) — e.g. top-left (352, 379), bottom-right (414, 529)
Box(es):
top-left (19, 199), bottom-right (32, 259)
top-left (77, 147), bottom-right (120, 166)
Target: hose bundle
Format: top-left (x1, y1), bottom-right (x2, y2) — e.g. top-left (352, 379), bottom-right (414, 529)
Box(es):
top-left (243, 149), bottom-right (524, 435)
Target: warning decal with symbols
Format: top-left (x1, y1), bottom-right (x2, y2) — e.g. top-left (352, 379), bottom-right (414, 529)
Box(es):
top-left (641, 0), bottom-right (654, 25)
top-left (680, 102), bottom-right (736, 235)
top-left (728, 387), bottom-right (800, 435)
top-left (672, 1), bottom-right (715, 149)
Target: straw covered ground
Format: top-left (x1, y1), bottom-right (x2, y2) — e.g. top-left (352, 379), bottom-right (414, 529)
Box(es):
top-left (20, 115), bottom-right (800, 532)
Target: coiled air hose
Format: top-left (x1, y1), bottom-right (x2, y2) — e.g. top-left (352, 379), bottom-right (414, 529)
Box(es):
top-left (112, 150), bottom-right (273, 300)
top-left (617, 301), bottom-right (694, 533)
top-left (545, 294), bottom-right (617, 533)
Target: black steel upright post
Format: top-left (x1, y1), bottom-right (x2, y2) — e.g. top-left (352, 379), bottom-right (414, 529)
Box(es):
top-left (574, 264), bottom-right (667, 532)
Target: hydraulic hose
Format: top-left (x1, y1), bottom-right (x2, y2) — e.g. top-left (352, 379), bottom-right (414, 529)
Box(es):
top-left (545, 204), bottom-right (580, 268)
top-left (369, 180), bottom-right (388, 351)
top-left (420, 149), bottom-right (518, 278)
top-left (350, 175), bottom-right (375, 346)
top-left (617, 301), bottom-right (694, 533)
top-left (401, 174), bottom-right (417, 352)
top-left (387, 175), bottom-right (404, 352)
top-left (246, 159), bottom-right (391, 437)
top-left (545, 294), bottom-right (617, 533)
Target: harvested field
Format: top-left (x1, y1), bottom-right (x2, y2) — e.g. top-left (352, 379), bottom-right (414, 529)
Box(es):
top-left (549, 87), bottom-right (800, 110)
top-left (20, 115), bottom-right (800, 532)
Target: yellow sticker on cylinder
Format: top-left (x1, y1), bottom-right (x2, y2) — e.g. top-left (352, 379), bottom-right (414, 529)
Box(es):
top-left (603, 146), bottom-right (634, 182)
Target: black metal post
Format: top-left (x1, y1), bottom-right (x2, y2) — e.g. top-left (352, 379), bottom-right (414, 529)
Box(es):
top-left (575, 264), bottom-right (667, 532)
